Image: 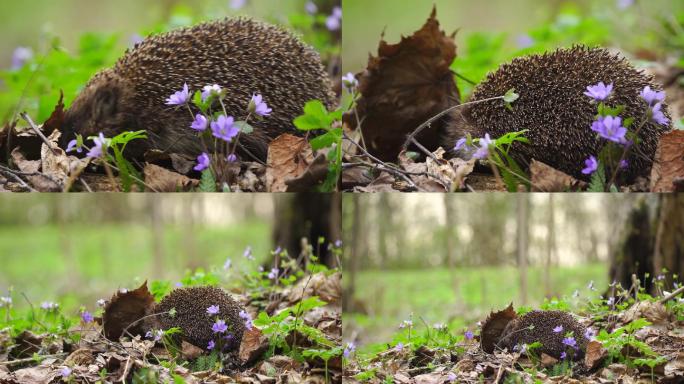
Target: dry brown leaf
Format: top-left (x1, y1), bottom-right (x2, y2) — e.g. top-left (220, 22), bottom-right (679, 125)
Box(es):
top-left (585, 340), bottom-right (608, 370)
top-left (180, 341), bottom-right (204, 360)
top-left (40, 130), bottom-right (70, 188)
top-left (143, 163), bottom-right (199, 192)
top-left (343, 6), bottom-right (460, 161)
top-left (664, 352), bottom-right (684, 378)
top-left (266, 134), bottom-right (315, 192)
top-left (530, 160), bottom-right (586, 192)
top-left (650, 130), bottom-right (684, 192)
top-left (239, 327), bottom-right (269, 366)
top-left (480, 303), bottom-right (517, 353)
top-left (285, 153), bottom-right (328, 192)
top-left (102, 282), bottom-right (155, 341)
top-left (621, 301), bottom-right (671, 327)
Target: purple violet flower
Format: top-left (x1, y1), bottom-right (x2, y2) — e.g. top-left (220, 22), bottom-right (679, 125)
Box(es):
top-left (191, 114), bottom-right (209, 132)
top-left (395, 342), bottom-right (404, 352)
top-left (86, 133), bottom-right (107, 159)
top-left (211, 115), bottom-right (239, 142)
top-left (640, 86), bottom-right (666, 106)
top-left (560, 351), bottom-right (567, 360)
top-left (326, 14), bottom-right (341, 31)
top-left (226, 154), bottom-right (238, 162)
top-left (268, 268), bottom-right (279, 280)
top-left (516, 34), bottom-right (534, 49)
top-left (447, 372), bottom-right (457, 383)
top-left (473, 134), bottom-right (493, 159)
top-left (344, 342), bottom-right (356, 358)
top-left (243, 246), bottom-right (254, 260)
top-left (250, 94), bottom-right (272, 117)
top-left (212, 319), bottom-right (228, 334)
top-left (207, 305), bottom-right (220, 315)
top-left (166, 83), bottom-right (190, 106)
top-left (194, 152), bottom-right (210, 172)
top-left (619, 159), bottom-right (628, 169)
top-left (81, 311), bottom-right (94, 323)
top-left (591, 116), bottom-right (627, 144)
top-left (651, 103), bottom-right (669, 126)
top-left (60, 367), bottom-right (72, 378)
top-left (305, 1), bottom-right (318, 14)
top-left (66, 139), bottom-right (82, 154)
top-left (585, 328), bottom-right (597, 340)
top-left (465, 330), bottom-right (474, 340)
top-left (342, 72), bottom-right (358, 91)
top-left (454, 137), bottom-right (468, 152)
top-left (223, 258), bottom-right (232, 270)
top-left (202, 84), bottom-right (222, 101)
top-left (229, 0), bottom-right (246, 9)
top-left (11, 47), bottom-right (34, 70)
top-left (562, 337), bottom-right (577, 349)
top-left (582, 155), bottom-right (598, 175)
top-left (584, 82), bottom-right (613, 101)
top-left (207, 340), bottom-right (216, 350)
top-left (553, 325), bottom-right (563, 333)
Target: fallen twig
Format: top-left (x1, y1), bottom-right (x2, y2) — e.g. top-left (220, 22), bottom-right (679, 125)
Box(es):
top-left (19, 112), bottom-right (59, 156)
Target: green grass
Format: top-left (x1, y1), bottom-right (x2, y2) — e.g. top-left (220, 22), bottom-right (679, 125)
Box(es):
top-left (0, 221), bottom-right (270, 314)
top-left (344, 263), bottom-right (608, 348)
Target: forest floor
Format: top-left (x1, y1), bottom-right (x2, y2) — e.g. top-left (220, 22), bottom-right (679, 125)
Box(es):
top-left (344, 264), bottom-right (607, 347)
top-left (343, 277), bottom-right (684, 383)
top-left (0, 250), bottom-right (342, 383)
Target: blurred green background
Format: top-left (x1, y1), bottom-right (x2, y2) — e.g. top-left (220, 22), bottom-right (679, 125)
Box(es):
top-left (0, 0), bottom-right (340, 123)
top-left (0, 195), bottom-right (277, 316)
top-left (343, 0), bottom-right (683, 98)
top-left (342, 194), bottom-right (644, 350)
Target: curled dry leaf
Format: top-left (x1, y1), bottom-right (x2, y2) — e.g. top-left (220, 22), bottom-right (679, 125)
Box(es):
top-left (239, 327), bottom-right (269, 366)
top-left (584, 340), bottom-right (608, 370)
top-left (343, 6), bottom-right (460, 161)
top-left (650, 130), bottom-right (684, 192)
top-left (143, 163), bottom-right (199, 192)
top-left (621, 301), bottom-right (671, 328)
top-left (480, 303), bottom-right (517, 353)
top-left (530, 160), bottom-right (586, 192)
top-left (102, 282), bottom-right (155, 341)
top-left (286, 272), bottom-right (341, 306)
top-left (42, 91), bottom-right (66, 135)
top-left (266, 134), bottom-right (315, 192)
top-left (664, 353), bottom-right (684, 378)
top-left (285, 153), bottom-right (329, 192)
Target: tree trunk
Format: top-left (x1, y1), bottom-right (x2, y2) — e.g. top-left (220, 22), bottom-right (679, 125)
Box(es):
top-left (608, 198), bottom-right (654, 293)
top-left (517, 194), bottom-right (529, 305)
top-left (272, 193), bottom-right (342, 268)
top-left (544, 194), bottom-right (555, 297)
top-left (343, 195), bottom-right (362, 312)
top-left (653, 194), bottom-right (684, 284)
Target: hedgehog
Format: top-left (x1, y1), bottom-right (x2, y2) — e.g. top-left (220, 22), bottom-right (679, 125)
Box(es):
top-left (481, 308), bottom-right (588, 361)
top-left (60, 18), bottom-right (336, 161)
top-left (150, 286), bottom-right (246, 351)
top-left (447, 46), bottom-right (672, 182)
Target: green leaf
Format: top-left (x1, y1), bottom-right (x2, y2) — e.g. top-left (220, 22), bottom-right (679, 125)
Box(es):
top-left (587, 163), bottom-right (606, 192)
top-left (199, 169), bottom-right (217, 192)
top-left (234, 121), bottom-right (254, 134)
top-left (310, 128), bottom-right (341, 150)
top-left (503, 88), bottom-right (519, 103)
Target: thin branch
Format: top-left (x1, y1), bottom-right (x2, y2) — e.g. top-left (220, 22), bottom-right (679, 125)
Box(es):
top-left (659, 285), bottom-right (684, 304)
top-left (19, 112), bottom-right (58, 156)
top-left (402, 95), bottom-right (505, 151)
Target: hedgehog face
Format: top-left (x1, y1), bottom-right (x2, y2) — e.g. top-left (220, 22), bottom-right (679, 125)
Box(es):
top-left (60, 71), bottom-right (137, 151)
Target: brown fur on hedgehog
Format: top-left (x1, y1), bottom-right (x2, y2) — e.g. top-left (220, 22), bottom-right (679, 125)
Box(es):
top-left (151, 286), bottom-right (246, 351)
top-left (447, 46), bottom-right (671, 182)
top-left (60, 18), bottom-right (336, 161)
top-left (498, 310), bottom-right (588, 360)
